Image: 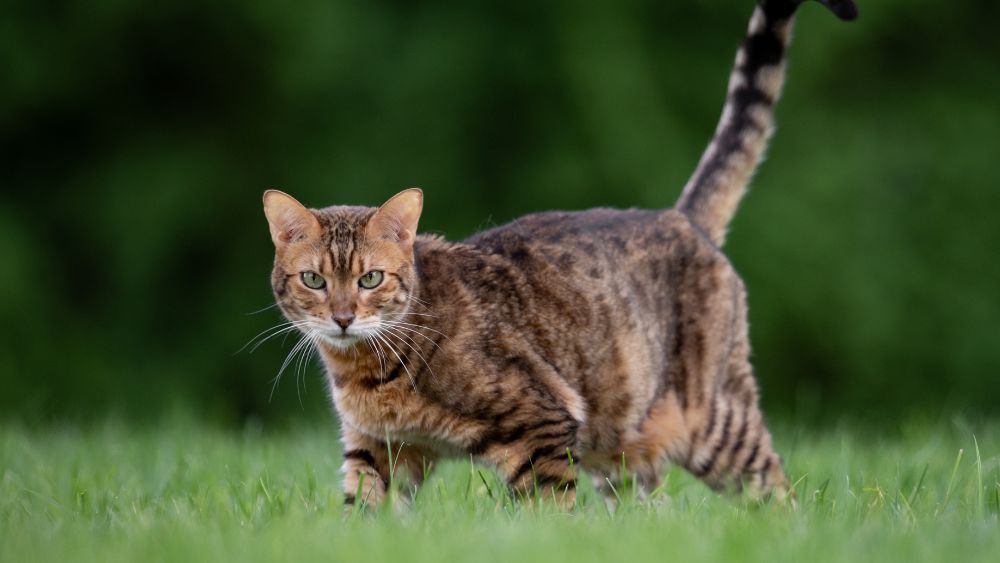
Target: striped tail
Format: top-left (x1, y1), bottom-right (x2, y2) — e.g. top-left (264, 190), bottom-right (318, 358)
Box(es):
top-left (676, 0), bottom-right (857, 246)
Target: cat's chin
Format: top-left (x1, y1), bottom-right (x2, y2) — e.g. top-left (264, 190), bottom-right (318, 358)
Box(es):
top-left (319, 333), bottom-right (362, 350)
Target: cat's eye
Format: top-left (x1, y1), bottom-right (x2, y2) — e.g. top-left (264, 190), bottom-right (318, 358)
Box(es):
top-left (301, 271), bottom-right (326, 289)
top-left (358, 270), bottom-right (383, 289)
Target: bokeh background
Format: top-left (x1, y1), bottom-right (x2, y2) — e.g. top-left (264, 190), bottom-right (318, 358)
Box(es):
top-left (2, 0), bottom-right (998, 426)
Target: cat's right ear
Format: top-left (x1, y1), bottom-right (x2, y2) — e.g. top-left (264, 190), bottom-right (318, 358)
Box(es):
top-left (263, 190), bottom-right (322, 246)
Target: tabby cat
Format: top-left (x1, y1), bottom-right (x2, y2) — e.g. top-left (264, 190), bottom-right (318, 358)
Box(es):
top-left (262, 0), bottom-right (858, 507)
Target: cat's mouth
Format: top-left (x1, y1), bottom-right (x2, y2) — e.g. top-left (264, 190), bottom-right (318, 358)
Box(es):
top-left (312, 317), bottom-right (383, 350)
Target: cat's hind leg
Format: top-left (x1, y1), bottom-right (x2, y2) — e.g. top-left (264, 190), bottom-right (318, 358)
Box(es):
top-left (684, 387), bottom-right (789, 500)
top-left (667, 275), bottom-right (790, 501)
top-left (680, 300), bottom-right (790, 500)
top-left (473, 415), bottom-right (581, 508)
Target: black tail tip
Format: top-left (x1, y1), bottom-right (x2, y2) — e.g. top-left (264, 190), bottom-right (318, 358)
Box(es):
top-left (816, 0), bottom-right (859, 21)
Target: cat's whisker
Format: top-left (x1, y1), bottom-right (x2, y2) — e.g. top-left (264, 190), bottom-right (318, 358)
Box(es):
top-left (293, 334), bottom-right (309, 407)
top-left (367, 338), bottom-right (382, 381)
top-left (250, 324), bottom-right (311, 354)
top-left (243, 318), bottom-right (310, 345)
top-left (380, 325), bottom-right (436, 381)
top-left (236, 320), bottom-right (312, 355)
top-left (400, 296), bottom-right (437, 315)
top-left (407, 294), bottom-right (432, 309)
top-left (406, 296), bottom-right (441, 317)
top-left (364, 337), bottom-right (387, 382)
top-left (376, 341), bottom-right (389, 382)
top-left (381, 321), bottom-right (450, 349)
top-left (377, 322), bottom-right (445, 352)
top-left (293, 330), bottom-right (321, 407)
top-left (245, 302), bottom-right (279, 316)
top-left (381, 319), bottom-right (451, 341)
top-left (270, 329), bottom-right (318, 402)
top-left (364, 335), bottom-right (384, 381)
top-left (270, 337), bottom-right (298, 401)
top-left (369, 331), bottom-right (396, 371)
top-left (371, 330), bottom-right (417, 391)
top-left (407, 304), bottom-right (439, 318)
top-left (379, 326), bottom-right (450, 351)
top-left (362, 339), bottom-right (376, 379)
top-left (399, 312), bottom-right (439, 319)
top-left (306, 331), bottom-right (322, 385)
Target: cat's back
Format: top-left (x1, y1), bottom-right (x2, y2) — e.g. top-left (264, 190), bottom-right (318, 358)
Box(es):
top-left (431, 205), bottom-right (739, 348)
top-left (413, 205), bottom-right (737, 339)
top-left (463, 206), bottom-right (722, 276)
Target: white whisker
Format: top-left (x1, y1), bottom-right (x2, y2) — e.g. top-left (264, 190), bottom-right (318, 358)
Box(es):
top-left (381, 325), bottom-right (437, 381)
top-left (236, 319), bottom-right (312, 355)
top-left (374, 337), bottom-right (387, 381)
top-left (245, 303), bottom-right (279, 316)
top-left (365, 337), bottom-right (387, 382)
top-left (293, 331), bottom-right (320, 407)
top-left (270, 328), bottom-right (317, 402)
top-left (372, 330), bottom-right (416, 391)
top-left (381, 319), bottom-right (451, 341)
top-left (408, 294), bottom-right (432, 308)
top-left (378, 322), bottom-right (445, 352)
top-left (251, 324), bottom-right (311, 353)
top-left (400, 312), bottom-right (439, 319)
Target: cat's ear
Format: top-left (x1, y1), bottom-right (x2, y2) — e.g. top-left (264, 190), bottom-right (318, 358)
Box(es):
top-left (263, 190), bottom-right (322, 246)
top-left (367, 188), bottom-right (423, 246)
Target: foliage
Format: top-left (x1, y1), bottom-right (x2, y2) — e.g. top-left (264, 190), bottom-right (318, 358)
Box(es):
top-left (2, 0), bottom-right (998, 422)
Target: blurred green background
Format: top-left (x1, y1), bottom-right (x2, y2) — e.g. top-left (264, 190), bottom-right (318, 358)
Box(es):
top-left (1, 0), bottom-right (997, 425)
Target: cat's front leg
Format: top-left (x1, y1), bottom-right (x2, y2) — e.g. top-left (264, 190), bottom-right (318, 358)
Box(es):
top-left (339, 425), bottom-right (390, 508)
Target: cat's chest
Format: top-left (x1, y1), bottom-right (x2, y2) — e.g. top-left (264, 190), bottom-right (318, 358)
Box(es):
top-left (331, 382), bottom-right (418, 436)
top-left (329, 379), bottom-right (477, 449)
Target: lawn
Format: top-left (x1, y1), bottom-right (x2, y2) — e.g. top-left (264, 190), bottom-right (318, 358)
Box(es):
top-left (2, 416), bottom-right (998, 562)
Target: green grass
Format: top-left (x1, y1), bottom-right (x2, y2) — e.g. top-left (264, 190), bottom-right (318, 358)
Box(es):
top-left (2, 416), bottom-right (998, 562)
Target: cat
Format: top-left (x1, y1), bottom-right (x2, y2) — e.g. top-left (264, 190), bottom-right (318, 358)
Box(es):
top-left (262, 0), bottom-right (858, 508)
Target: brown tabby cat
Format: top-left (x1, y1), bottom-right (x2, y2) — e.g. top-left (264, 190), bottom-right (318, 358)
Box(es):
top-left (263, 0), bottom-right (857, 507)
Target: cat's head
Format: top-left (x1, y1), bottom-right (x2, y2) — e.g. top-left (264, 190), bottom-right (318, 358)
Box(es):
top-left (263, 188), bottom-right (423, 350)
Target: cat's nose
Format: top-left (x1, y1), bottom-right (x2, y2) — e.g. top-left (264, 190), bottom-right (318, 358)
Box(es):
top-left (333, 313), bottom-right (355, 330)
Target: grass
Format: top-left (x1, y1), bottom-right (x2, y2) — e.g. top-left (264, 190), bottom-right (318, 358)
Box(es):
top-left (2, 416), bottom-right (998, 562)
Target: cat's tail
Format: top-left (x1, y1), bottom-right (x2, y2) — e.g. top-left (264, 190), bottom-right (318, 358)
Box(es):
top-left (675, 0), bottom-right (857, 246)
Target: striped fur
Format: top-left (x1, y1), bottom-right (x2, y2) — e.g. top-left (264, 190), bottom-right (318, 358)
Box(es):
top-left (677, 0), bottom-right (858, 246)
top-left (262, 0), bottom-right (856, 509)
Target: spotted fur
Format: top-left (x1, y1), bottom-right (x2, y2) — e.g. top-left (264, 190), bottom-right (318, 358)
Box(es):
top-left (263, 0), bottom-right (857, 507)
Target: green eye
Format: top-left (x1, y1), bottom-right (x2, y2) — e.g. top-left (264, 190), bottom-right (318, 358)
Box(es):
top-left (301, 271), bottom-right (326, 289)
top-left (358, 270), bottom-right (383, 289)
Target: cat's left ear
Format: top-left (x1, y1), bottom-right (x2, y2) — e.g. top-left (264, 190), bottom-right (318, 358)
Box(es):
top-left (367, 188), bottom-right (423, 247)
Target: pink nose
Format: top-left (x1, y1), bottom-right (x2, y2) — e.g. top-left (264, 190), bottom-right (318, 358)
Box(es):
top-left (333, 314), bottom-right (355, 330)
